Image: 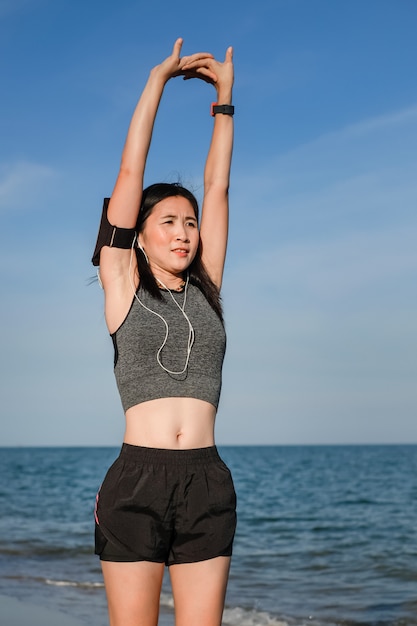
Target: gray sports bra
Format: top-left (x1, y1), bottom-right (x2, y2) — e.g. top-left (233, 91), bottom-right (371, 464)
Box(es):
top-left (111, 283), bottom-right (226, 412)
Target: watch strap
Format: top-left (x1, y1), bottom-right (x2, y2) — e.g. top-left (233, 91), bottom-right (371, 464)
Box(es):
top-left (211, 103), bottom-right (235, 117)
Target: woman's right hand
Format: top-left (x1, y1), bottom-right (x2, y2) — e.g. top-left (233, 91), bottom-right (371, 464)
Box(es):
top-left (152, 38), bottom-right (216, 84)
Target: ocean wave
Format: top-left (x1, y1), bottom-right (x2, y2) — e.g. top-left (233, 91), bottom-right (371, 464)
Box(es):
top-left (160, 591), bottom-right (289, 626)
top-left (160, 591), bottom-right (175, 609)
top-left (5, 574), bottom-right (105, 590)
top-left (222, 607), bottom-right (289, 626)
top-left (45, 579), bottom-right (104, 589)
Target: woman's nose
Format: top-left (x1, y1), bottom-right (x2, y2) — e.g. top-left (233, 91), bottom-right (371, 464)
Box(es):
top-left (175, 225), bottom-right (189, 241)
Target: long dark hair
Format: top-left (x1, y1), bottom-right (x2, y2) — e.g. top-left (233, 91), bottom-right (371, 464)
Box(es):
top-left (136, 183), bottom-right (223, 321)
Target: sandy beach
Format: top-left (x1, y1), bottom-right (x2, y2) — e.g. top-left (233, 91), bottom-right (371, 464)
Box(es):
top-left (0, 595), bottom-right (174, 626)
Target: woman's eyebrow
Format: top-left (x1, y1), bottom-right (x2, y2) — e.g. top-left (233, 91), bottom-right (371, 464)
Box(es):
top-left (161, 213), bottom-right (197, 221)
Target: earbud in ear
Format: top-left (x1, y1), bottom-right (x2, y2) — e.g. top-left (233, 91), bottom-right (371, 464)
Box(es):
top-left (138, 242), bottom-right (149, 264)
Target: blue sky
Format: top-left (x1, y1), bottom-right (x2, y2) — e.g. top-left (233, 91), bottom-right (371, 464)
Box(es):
top-left (1, 0), bottom-right (416, 446)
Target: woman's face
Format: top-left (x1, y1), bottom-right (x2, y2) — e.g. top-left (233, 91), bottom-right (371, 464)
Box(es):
top-left (139, 195), bottom-right (200, 277)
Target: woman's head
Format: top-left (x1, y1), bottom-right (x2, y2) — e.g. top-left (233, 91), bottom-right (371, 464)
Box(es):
top-left (135, 181), bottom-right (222, 320)
top-left (137, 183), bottom-right (199, 233)
top-left (136, 183), bottom-right (200, 279)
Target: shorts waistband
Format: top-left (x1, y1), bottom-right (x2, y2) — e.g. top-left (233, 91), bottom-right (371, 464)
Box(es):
top-left (119, 443), bottom-right (221, 465)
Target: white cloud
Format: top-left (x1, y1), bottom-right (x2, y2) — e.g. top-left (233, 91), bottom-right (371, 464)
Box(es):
top-left (233, 101), bottom-right (417, 205)
top-left (242, 225), bottom-right (417, 304)
top-left (227, 102), bottom-right (417, 303)
top-left (0, 161), bottom-right (57, 212)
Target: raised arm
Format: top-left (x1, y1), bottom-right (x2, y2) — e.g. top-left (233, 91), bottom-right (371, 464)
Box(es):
top-left (100, 40), bottom-right (214, 286)
top-left (183, 48), bottom-right (234, 289)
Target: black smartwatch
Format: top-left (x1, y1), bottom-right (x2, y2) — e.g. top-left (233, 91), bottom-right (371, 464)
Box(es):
top-left (211, 103), bottom-right (235, 117)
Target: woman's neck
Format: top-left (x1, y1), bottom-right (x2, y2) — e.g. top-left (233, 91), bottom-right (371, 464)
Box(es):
top-left (153, 272), bottom-right (186, 292)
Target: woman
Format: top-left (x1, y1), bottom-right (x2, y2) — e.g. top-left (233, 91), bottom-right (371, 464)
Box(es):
top-left (92, 39), bottom-right (235, 626)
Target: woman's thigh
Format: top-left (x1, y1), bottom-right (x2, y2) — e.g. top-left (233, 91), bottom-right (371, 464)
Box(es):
top-left (101, 560), bottom-right (165, 626)
top-left (169, 556), bottom-right (231, 626)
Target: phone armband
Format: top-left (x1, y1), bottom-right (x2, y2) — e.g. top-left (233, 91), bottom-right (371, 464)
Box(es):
top-left (91, 198), bottom-right (137, 266)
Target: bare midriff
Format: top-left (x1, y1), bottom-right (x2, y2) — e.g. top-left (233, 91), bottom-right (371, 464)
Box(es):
top-left (124, 397), bottom-right (217, 449)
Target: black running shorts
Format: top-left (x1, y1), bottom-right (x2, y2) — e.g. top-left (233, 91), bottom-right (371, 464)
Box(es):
top-left (94, 444), bottom-right (237, 565)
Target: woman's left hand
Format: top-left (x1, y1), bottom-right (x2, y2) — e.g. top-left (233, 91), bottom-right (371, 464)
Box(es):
top-left (182, 47), bottom-right (234, 100)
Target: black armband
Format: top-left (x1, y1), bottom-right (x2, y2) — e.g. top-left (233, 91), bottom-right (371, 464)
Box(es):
top-left (91, 198), bottom-right (137, 266)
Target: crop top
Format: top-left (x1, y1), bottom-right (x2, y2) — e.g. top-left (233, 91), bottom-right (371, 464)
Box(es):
top-left (111, 283), bottom-right (226, 412)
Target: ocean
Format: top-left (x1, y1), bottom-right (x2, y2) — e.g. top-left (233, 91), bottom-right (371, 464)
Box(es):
top-left (0, 445), bottom-right (416, 625)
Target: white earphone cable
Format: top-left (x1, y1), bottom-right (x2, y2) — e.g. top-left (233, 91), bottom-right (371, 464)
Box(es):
top-left (128, 238), bottom-right (195, 375)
